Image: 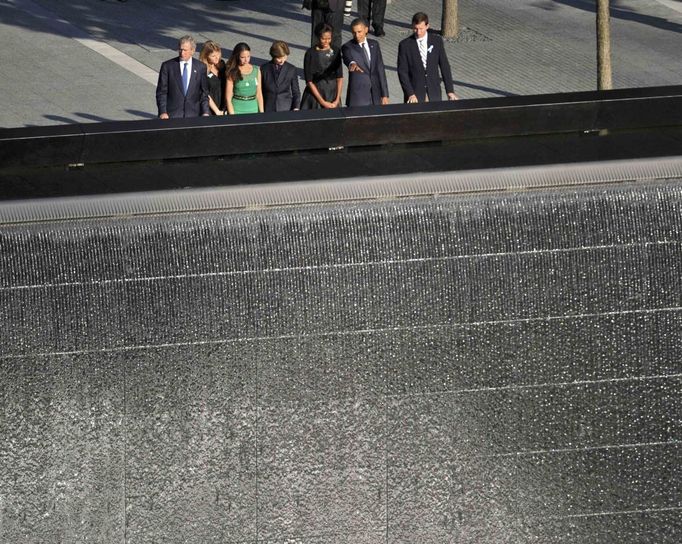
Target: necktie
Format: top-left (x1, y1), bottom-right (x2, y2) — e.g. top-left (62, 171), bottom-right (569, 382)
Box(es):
top-left (418, 39), bottom-right (427, 69)
top-left (182, 62), bottom-right (190, 95)
top-left (361, 42), bottom-right (371, 67)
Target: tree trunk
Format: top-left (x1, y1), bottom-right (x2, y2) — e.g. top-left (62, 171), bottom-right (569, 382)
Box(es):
top-left (442, 0), bottom-right (459, 39)
top-left (597, 0), bottom-right (613, 90)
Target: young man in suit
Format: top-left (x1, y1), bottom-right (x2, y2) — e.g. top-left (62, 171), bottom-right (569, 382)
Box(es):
top-left (358, 0), bottom-right (387, 37)
top-left (261, 41), bottom-right (301, 112)
top-left (397, 12), bottom-right (459, 103)
top-left (156, 35), bottom-right (210, 119)
top-left (341, 18), bottom-right (389, 107)
top-left (306, 0), bottom-right (344, 51)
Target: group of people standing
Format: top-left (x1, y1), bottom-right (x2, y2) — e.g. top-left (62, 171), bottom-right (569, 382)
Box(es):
top-left (155, 11), bottom-right (458, 119)
top-left (156, 37), bottom-right (297, 117)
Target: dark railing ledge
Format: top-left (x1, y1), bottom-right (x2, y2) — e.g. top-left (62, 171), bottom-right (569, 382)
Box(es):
top-left (1, 86), bottom-right (681, 170)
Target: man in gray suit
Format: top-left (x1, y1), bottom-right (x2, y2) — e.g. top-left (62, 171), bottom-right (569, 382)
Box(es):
top-left (342, 18), bottom-right (389, 107)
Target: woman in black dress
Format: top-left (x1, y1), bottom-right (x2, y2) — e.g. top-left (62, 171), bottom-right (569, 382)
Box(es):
top-left (199, 40), bottom-right (226, 115)
top-left (300, 24), bottom-right (343, 110)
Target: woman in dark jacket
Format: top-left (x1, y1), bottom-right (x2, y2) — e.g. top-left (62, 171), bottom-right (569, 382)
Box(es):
top-left (261, 41), bottom-right (301, 112)
top-left (199, 40), bottom-right (226, 115)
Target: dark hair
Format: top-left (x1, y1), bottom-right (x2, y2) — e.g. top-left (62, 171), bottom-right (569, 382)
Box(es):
top-left (350, 18), bottom-right (368, 29)
top-left (411, 12), bottom-right (429, 26)
top-left (269, 40), bottom-right (290, 58)
top-left (314, 22), bottom-right (334, 41)
top-left (226, 42), bottom-right (250, 82)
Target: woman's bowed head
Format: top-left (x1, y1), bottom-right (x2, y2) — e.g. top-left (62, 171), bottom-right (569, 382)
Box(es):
top-left (225, 42), bottom-right (264, 115)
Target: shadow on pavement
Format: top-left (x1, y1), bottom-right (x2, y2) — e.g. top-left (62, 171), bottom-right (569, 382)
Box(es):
top-left (551, 0), bottom-right (682, 33)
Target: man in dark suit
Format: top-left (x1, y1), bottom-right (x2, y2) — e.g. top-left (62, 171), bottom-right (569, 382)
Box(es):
top-left (305, 0), bottom-right (344, 51)
top-left (261, 41), bottom-right (301, 112)
top-left (397, 12), bottom-right (459, 103)
top-left (358, 0), bottom-right (387, 37)
top-left (156, 35), bottom-right (209, 119)
top-left (342, 18), bottom-right (389, 107)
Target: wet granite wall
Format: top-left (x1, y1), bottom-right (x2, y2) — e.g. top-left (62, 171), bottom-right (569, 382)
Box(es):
top-left (1, 180), bottom-right (681, 543)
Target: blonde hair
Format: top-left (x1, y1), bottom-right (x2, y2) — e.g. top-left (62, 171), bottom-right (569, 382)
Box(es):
top-left (199, 40), bottom-right (222, 66)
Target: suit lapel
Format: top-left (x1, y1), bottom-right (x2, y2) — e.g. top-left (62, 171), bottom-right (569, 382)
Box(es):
top-left (265, 63), bottom-right (274, 90)
top-left (188, 60), bottom-right (200, 91)
top-left (174, 58), bottom-right (184, 92)
top-left (356, 41), bottom-right (370, 73)
top-left (271, 63), bottom-right (281, 90)
top-left (367, 40), bottom-right (376, 73)
top-left (410, 36), bottom-right (422, 68)
top-left (281, 63), bottom-right (293, 88)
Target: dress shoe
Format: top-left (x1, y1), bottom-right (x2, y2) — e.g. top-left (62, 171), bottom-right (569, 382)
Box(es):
top-left (373, 28), bottom-right (386, 37)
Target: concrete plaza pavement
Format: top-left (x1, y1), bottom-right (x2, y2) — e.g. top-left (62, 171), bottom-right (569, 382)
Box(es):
top-left (0, 0), bottom-right (680, 128)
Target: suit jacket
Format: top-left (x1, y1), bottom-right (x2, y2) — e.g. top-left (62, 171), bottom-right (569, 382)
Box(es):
top-left (156, 57), bottom-right (209, 118)
top-left (397, 32), bottom-right (455, 103)
top-left (261, 61), bottom-right (301, 112)
top-left (341, 38), bottom-right (389, 107)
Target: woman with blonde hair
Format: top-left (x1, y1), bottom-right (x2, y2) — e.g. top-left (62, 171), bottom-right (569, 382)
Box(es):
top-left (199, 40), bottom-right (226, 115)
top-left (225, 42), bottom-right (263, 115)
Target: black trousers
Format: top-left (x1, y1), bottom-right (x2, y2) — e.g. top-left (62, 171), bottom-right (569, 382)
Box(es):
top-left (358, 0), bottom-right (386, 31)
top-left (311, 7), bottom-right (344, 51)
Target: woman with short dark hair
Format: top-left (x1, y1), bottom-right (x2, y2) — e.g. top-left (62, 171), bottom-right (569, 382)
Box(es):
top-left (261, 41), bottom-right (301, 112)
top-left (300, 24), bottom-right (343, 110)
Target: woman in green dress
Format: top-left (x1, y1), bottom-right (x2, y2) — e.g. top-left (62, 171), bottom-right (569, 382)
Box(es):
top-left (225, 42), bottom-right (264, 115)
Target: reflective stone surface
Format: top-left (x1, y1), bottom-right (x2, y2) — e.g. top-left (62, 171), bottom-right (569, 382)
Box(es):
top-left (1, 180), bottom-right (681, 542)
